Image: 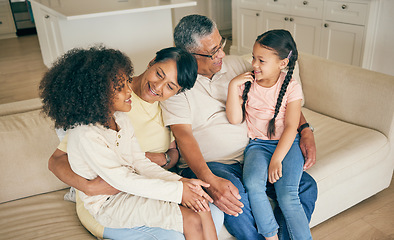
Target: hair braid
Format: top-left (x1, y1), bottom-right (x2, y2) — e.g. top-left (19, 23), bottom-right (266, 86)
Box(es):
top-left (241, 81), bottom-right (252, 122)
top-left (267, 66), bottom-right (294, 138)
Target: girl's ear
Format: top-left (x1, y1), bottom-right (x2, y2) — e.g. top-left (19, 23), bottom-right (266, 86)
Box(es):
top-left (280, 58), bottom-right (289, 70)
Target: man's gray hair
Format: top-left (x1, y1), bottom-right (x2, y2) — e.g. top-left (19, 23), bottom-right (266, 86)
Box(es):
top-left (174, 15), bottom-right (217, 52)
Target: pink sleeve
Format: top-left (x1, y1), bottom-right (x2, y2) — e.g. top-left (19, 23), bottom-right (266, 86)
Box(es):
top-left (287, 79), bottom-right (303, 103)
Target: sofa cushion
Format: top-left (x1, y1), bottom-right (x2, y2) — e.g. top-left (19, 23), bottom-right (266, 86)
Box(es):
top-left (303, 108), bottom-right (390, 225)
top-left (0, 107), bottom-right (66, 203)
top-left (0, 189), bottom-right (95, 239)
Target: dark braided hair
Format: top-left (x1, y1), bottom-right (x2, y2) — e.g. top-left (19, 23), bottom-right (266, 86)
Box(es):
top-left (39, 46), bottom-right (133, 131)
top-left (241, 29), bottom-right (298, 139)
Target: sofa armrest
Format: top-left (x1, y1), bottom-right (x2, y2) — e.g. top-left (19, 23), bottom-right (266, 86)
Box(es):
top-left (298, 52), bottom-right (394, 140)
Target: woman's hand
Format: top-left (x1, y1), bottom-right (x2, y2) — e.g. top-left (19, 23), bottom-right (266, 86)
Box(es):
top-left (180, 178), bottom-right (212, 212)
top-left (268, 160), bottom-right (282, 184)
top-left (145, 152), bottom-right (167, 166)
top-left (85, 176), bottom-right (120, 196)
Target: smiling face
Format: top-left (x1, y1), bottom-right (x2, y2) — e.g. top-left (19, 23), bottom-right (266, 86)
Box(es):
top-left (133, 59), bottom-right (180, 103)
top-left (252, 42), bottom-right (289, 83)
top-left (112, 72), bottom-right (133, 113)
top-left (192, 28), bottom-right (226, 79)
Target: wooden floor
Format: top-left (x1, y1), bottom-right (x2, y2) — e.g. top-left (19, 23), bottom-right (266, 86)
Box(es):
top-left (1, 35), bottom-right (393, 239)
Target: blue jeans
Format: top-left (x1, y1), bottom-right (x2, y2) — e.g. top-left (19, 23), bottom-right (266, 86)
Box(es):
top-left (103, 226), bottom-right (184, 240)
top-left (244, 136), bottom-right (312, 239)
top-left (181, 154), bottom-right (317, 240)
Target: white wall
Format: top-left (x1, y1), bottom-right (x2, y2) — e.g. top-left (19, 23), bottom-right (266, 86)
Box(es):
top-left (370, 0), bottom-right (394, 76)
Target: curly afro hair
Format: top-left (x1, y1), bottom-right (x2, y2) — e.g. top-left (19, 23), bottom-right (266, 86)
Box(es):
top-left (39, 46), bottom-right (133, 130)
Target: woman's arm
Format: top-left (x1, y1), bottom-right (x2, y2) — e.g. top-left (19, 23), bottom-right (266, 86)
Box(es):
top-left (48, 148), bottom-right (120, 196)
top-left (226, 72), bottom-right (254, 124)
top-left (269, 99), bottom-right (302, 184)
top-left (144, 140), bottom-right (179, 169)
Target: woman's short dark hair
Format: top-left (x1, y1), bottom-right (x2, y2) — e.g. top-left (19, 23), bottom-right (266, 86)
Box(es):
top-left (39, 46), bottom-right (133, 130)
top-left (152, 47), bottom-right (198, 92)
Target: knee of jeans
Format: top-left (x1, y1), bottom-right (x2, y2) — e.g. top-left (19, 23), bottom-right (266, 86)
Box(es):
top-left (244, 176), bottom-right (267, 194)
top-left (277, 189), bottom-right (300, 208)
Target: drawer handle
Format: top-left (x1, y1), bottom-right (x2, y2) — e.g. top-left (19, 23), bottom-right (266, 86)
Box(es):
top-left (341, 4), bottom-right (348, 10)
top-left (303, 1), bottom-right (308, 5)
top-left (274, 0), bottom-right (278, 2)
top-left (256, 13), bottom-right (260, 16)
top-left (45, 15), bottom-right (50, 19)
top-left (0, 21), bottom-right (2, 25)
top-left (324, 23), bottom-right (329, 28)
top-left (290, 18), bottom-right (294, 22)
top-left (285, 17), bottom-right (289, 21)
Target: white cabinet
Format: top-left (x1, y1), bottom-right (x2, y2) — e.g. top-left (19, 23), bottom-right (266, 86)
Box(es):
top-left (262, 12), bottom-right (322, 55)
top-left (31, 6), bottom-right (64, 67)
top-left (232, 0), bottom-right (371, 67)
top-left (238, 8), bottom-right (263, 53)
top-left (0, 0), bottom-right (16, 39)
top-left (30, 0), bottom-right (196, 74)
top-left (321, 0), bottom-right (368, 66)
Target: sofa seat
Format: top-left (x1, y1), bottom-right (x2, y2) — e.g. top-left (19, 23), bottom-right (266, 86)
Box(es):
top-left (0, 189), bottom-right (95, 240)
top-left (303, 108), bottom-right (390, 226)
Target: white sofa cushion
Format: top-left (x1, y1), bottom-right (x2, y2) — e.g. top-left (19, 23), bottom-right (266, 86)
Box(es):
top-left (303, 108), bottom-right (390, 226)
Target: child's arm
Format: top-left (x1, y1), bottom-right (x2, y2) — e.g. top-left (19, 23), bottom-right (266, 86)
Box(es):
top-left (68, 130), bottom-right (183, 204)
top-left (269, 99), bottom-right (302, 184)
top-left (226, 72), bottom-right (254, 124)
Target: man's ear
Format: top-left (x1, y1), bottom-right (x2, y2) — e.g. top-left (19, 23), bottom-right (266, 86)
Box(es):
top-left (280, 58), bottom-right (289, 70)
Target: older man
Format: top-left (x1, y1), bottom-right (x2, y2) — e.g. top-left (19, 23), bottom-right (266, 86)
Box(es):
top-left (160, 14), bottom-right (318, 239)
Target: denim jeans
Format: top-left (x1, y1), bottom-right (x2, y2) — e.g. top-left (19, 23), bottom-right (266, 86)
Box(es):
top-left (103, 226), bottom-right (185, 240)
top-left (181, 149), bottom-right (317, 240)
top-left (243, 136), bottom-right (312, 239)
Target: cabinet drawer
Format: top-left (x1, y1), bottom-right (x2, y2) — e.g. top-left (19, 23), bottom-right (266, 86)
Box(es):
top-left (325, 1), bottom-right (368, 25)
top-left (264, 0), bottom-right (291, 14)
top-left (0, 13), bottom-right (16, 34)
top-left (291, 0), bottom-right (324, 19)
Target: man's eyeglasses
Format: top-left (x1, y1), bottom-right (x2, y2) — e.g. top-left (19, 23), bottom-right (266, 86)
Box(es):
top-left (192, 38), bottom-right (226, 60)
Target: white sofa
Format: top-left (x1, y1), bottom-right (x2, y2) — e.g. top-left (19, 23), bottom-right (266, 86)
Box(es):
top-left (1, 53), bottom-right (393, 239)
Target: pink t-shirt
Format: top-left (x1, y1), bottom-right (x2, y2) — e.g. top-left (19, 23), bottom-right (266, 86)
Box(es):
top-left (240, 72), bottom-right (303, 140)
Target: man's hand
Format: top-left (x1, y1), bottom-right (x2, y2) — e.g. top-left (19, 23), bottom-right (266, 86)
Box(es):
top-left (205, 175), bottom-right (244, 217)
top-left (85, 176), bottom-right (120, 196)
top-left (299, 128), bottom-right (316, 170)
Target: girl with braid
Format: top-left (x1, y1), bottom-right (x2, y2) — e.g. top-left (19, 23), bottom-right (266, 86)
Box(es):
top-left (226, 29), bottom-right (312, 240)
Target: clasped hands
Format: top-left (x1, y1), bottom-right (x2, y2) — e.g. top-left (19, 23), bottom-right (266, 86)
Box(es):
top-left (180, 178), bottom-right (213, 213)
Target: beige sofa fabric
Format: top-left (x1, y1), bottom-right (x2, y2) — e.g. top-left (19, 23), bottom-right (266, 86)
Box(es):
top-left (0, 99), bottom-right (66, 203)
top-left (0, 189), bottom-right (95, 240)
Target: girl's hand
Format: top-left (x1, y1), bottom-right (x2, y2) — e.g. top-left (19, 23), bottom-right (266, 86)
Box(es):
top-left (229, 72), bottom-right (254, 87)
top-left (268, 160), bottom-right (283, 184)
top-left (180, 178), bottom-right (213, 212)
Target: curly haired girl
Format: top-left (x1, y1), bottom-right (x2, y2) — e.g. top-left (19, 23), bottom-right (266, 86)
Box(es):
top-left (226, 30), bottom-right (312, 240)
top-left (40, 46), bottom-right (217, 240)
